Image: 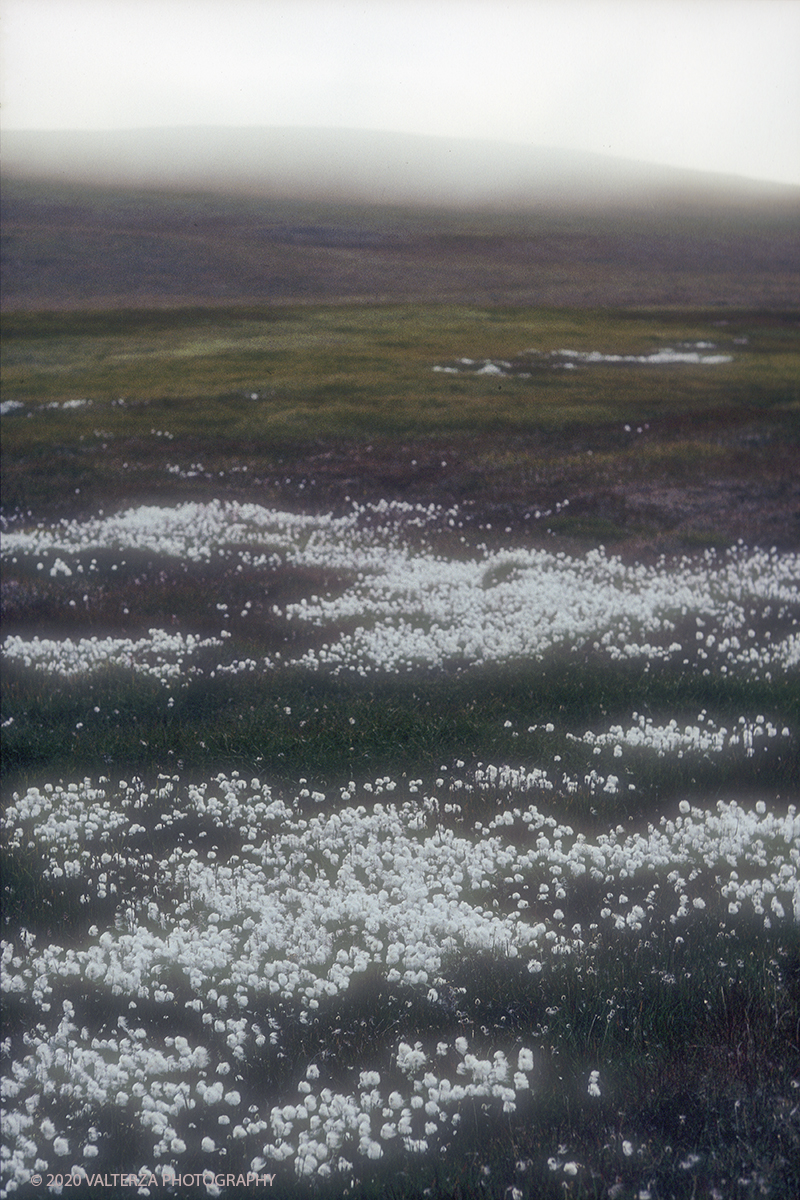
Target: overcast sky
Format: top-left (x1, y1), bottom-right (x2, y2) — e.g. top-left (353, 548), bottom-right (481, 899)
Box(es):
top-left (2, 0), bottom-right (799, 185)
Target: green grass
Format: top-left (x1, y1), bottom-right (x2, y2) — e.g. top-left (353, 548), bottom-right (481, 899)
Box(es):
top-left (3, 659), bottom-right (797, 809)
top-left (3, 304), bottom-right (797, 424)
top-left (3, 304), bottom-right (798, 529)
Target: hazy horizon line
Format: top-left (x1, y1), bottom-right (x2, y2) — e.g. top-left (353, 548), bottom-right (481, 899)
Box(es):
top-left (5, 126), bottom-right (800, 218)
top-left (4, 123), bottom-right (799, 192)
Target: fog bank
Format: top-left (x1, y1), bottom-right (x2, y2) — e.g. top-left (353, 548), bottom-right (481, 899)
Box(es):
top-left (5, 126), bottom-right (797, 210)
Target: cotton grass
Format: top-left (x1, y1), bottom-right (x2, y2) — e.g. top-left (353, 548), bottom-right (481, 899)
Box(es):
top-left (2, 499), bottom-right (798, 1196)
top-left (2, 768), bottom-right (798, 1191)
top-left (3, 501), bottom-right (798, 681)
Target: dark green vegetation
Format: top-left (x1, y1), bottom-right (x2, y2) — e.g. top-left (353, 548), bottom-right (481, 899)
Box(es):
top-left (2, 298), bottom-right (800, 1199)
top-left (3, 303), bottom-right (797, 418)
top-left (2, 303), bottom-right (799, 551)
top-left (3, 659), bottom-right (798, 815)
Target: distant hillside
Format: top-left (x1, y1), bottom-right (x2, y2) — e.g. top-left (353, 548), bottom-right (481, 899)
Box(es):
top-left (2, 128), bottom-right (799, 311)
top-left (4, 126), bottom-right (798, 210)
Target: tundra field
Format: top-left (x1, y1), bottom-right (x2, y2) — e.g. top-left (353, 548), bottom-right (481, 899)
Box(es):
top-left (1, 302), bottom-right (800, 1200)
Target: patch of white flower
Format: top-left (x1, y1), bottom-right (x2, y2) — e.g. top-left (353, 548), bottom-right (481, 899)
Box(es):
top-left (3, 775), bottom-right (798, 1012)
top-left (3, 502), bottom-right (798, 680)
top-left (2, 629), bottom-right (224, 682)
top-left (2, 500), bottom-right (798, 1194)
top-left (0, 1012), bottom-right (532, 1189)
top-left (570, 711), bottom-right (790, 759)
top-left (3, 770), bottom-right (797, 1192)
top-left (3, 768), bottom-right (796, 1190)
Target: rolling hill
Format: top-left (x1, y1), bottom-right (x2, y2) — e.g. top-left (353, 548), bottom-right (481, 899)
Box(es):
top-left (3, 126), bottom-right (799, 309)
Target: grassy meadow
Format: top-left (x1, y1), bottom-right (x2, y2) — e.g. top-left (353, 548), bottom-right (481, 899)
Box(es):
top-left (2, 303), bottom-right (799, 1199)
top-left (2, 303), bottom-right (798, 520)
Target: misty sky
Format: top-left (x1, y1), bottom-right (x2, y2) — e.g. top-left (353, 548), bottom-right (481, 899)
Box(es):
top-left (2, 0), bottom-right (799, 186)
